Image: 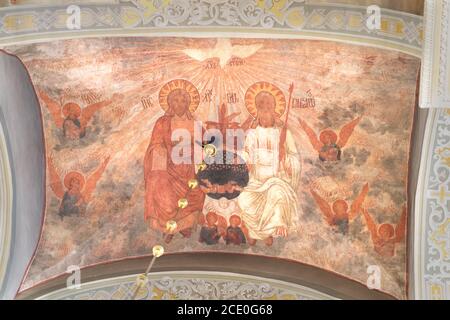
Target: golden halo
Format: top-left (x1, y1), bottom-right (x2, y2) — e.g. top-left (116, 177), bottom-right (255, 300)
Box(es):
top-left (64, 171), bottom-right (85, 190)
top-left (158, 79), bottom-right (200, 113)
top-left (62, 103), bottom-right (82, 118)
top-left (244, 82), bottom-right (286, 118)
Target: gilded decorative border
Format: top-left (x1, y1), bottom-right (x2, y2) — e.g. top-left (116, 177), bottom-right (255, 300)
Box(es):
top-left (35, 271), bottom-right (338, 300)
top-left (420, 0), bottom-right (450, 109)
top-left (0, 1), bottom-right (423, 53)
top-left (415, 109), bottom-right (450, 299)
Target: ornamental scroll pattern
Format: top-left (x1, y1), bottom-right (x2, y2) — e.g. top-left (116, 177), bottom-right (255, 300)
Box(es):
top-left (37, 273), bottom-right (335, 300)
top-left (0, 1), bottom-right (423, 50)
top-left (420, 0), bottom-right (450, 108)
top-left (424, 109), bottom-right (450, 299)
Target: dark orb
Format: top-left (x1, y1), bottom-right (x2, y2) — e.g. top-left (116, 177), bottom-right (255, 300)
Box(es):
top-left (196, 150), bottom-right (249, 200)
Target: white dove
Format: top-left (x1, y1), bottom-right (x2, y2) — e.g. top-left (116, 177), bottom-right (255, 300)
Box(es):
top-left (182, 38), bottom-right (263, 68)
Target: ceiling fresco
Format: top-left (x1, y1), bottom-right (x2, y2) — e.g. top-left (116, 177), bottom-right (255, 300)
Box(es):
top-left (4, 36), bottom-right (420, 299)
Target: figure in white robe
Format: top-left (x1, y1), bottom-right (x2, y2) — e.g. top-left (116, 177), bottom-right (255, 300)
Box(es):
top-left (238, 85), bottom-right (301, 246)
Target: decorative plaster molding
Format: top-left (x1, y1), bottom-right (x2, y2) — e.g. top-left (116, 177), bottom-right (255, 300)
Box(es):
top-left (420, 0), bottom-right (450, 108)
top-left (0, 116), bottom-right (13, 290)
top-left (415, 108), bottom-right (450, 299)
top-left (0, 1), bottom-right (423, 56)
top-left (35, 271), bottom-right (338, 300)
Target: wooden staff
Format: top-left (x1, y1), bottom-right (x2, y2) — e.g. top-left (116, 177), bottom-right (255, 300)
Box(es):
top-left (279, 83), bottom-right (295, 163)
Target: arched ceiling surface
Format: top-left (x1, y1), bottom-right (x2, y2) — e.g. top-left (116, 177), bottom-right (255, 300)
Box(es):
top-left (16, 254), bottom-right (395, 300)
top-left (1, 35), bottom-right (422, 299)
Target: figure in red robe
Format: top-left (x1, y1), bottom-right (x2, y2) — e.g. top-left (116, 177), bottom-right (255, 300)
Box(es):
top-left (144, 79), bottom-right (205, 243)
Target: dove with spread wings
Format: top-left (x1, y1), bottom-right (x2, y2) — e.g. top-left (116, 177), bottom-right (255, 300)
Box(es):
top-left (362, 206), bottom-right (407, 257)
top-left (39, 90), bottom-right (122, 140)
top-left (182, 38), bottom-right (263, 68)
top-left (48, 155), bottom-right (110, 219)
top-left (299, 117), bottom-right (362, 162)
top-left (310, 183), bottom-right (369, 235)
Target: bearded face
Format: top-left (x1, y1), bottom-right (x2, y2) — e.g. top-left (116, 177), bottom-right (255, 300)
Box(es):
top-left (168, 89), bottom-right (191, 117)
top-left (255, 91), bottom-right (276, 128)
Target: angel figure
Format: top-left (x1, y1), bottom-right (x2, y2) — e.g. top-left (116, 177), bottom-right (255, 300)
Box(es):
top-left (362, 206), bottom-right (407, 257)
top-left (39, 90), bottom-right (122, 140)
top-left (48, 155), bottom-right (110, 219)
top-left (310, 183), bottom-right (369, 235)
top-left (299, 117), bottom-right (362, 162)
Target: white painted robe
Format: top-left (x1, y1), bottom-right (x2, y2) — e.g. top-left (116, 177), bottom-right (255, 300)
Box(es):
top-left (238, 126), bottom-right (301, 240)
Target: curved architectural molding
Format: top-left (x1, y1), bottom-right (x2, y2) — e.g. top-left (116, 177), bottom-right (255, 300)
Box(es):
top-left (17, 253), bottom-right (395, 300)
top-left (35, 271), bottom-right (338, 300)
top-left (0, 113), bottom-right (13, 289)
top-left (0, 1), bottom-right (430, 300)
top-left (0, 1), bottom-right (423, 56)
top-left (0, 51), bottom-right (45, 300)
top-left (414, 108), bottom-right (450, 299)
top-left (420, 0), bottom-right (450, 108)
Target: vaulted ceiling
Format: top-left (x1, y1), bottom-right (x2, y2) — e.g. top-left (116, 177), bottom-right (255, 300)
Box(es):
top-left (1, 0), bottom-right (448, 301)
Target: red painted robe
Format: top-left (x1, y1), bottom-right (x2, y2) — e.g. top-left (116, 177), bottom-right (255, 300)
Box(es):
top-left (144, 115), bottom-right (205, 233)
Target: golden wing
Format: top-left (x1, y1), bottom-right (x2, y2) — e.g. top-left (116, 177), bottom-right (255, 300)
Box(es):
top-left (82, 157), bottom-right (110, 202)
top-left (47, 156), bottom-right (65, 199)
top-left (349, 183), bottom-right (369, 220)
top-left (299, 119), bottom-right (323, 153)
top-left (310, 189), bottom-right (334, 226)
top-left (362, 208), bottom-right (379, 243)
top-left (395, 205), bottom-right (407, 243)
top-left (39, 90), bottom-right (64, 128)
top-left (337, 116), bottom-right (362, 148)
top-left (81, 98), bottom-right (113, 128)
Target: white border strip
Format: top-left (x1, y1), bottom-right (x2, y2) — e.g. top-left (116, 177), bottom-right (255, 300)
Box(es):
top-left (414, 109), bottom-right (438, 299)
top-left (0, 116), bottom-right (13, 290)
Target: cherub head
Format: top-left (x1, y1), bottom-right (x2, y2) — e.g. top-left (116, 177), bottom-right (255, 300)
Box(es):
top-left (379, 223), bottom-right (395, 240)
top-left (229, 215), bottom-right (241, 228)
top-left (255, 91), bottom-right (277, 128)
top-left (168, 89), bottom-right (191, 117)
top-left (206, 211), bottom-right (218, 227)
top-left (68, 177), bottom-right (81, 191)
top-left (64, 172), bottom-right (85, 193)
top-left (218, 197), bottom-right (229, 209)
top-left (332, 200), bottom-right (349, 220)
top-left (63, 103), bottom-right (82, 120)
top-left (319, 130), bottom-right (338, 145)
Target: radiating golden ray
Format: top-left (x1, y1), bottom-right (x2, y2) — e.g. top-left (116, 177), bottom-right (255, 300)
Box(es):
top-left (242, 64), bottom-right (292, 89)
top-left (228, 72), bottom-right (247, 102)
top-left (245, 59), bottom-right (293, 77)
top-left (234, 67), bottom-right (263, 89)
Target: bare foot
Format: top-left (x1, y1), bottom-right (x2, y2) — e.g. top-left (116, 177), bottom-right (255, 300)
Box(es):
top-left (275, 227), bottom-right (288, 237)
top-left (248, 238), bottom-right (257, 246)
top-left (264, 236), bottom-right (273, 246)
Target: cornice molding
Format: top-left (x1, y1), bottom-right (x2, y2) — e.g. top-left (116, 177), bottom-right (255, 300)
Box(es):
top-left (0, 1), bottom-right (423, 56)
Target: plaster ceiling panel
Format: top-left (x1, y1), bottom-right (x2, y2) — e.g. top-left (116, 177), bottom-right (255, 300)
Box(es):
top-left (3, 36), bottom-right (420, 299)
